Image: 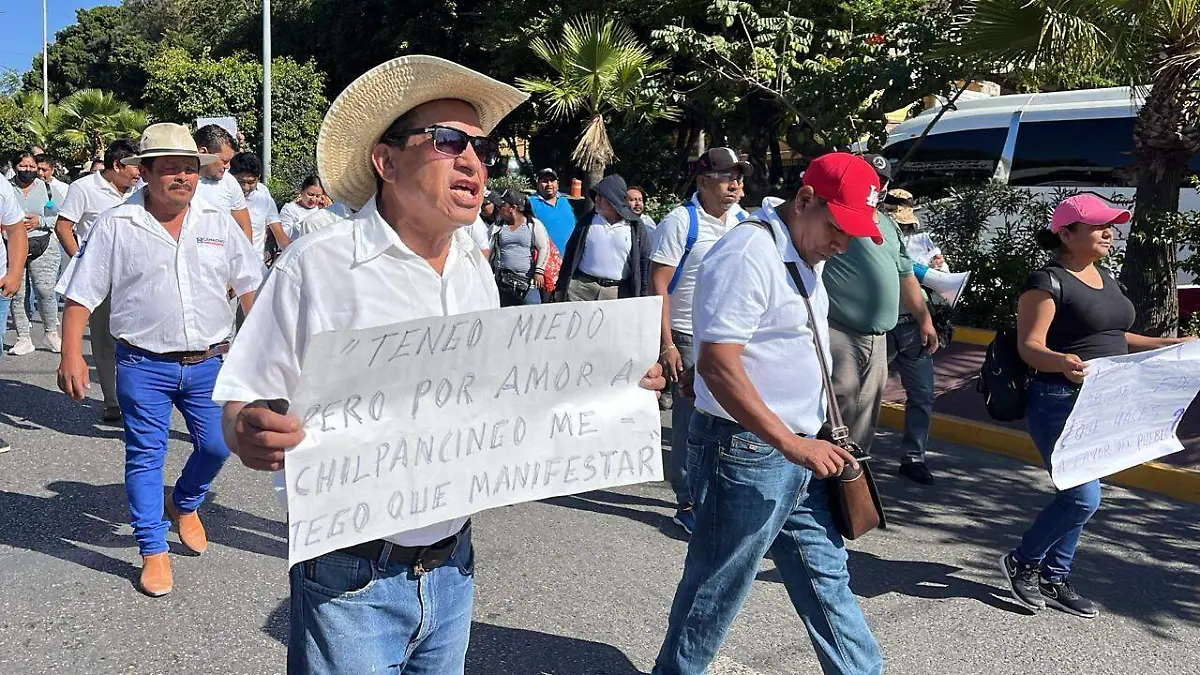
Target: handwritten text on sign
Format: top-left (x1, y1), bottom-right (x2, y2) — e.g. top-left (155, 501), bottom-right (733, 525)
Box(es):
top-left (283, 298), bottom-right (663, 565)
top-left (1052, 340), bottom-right (1200, 490)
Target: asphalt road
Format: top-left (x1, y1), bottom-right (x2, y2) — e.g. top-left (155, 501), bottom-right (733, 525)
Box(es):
top-left (1, 326), bottom-right (1197, 675)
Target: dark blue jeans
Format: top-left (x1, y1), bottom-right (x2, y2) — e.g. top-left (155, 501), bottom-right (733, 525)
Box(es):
top-left (653, 412), bottom-right (882, 675)
top-left (886, 318), bottom-right (934, 463)
top-left (116, 344), bottom-right (231, 556)
top-left (288, 537), bottom-right (475, 674)
top-left (1013, 379), bottom-right (1101, 582)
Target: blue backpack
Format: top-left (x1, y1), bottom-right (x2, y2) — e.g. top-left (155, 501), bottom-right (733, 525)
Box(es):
top-left (667, 203), bottom-right (747, 294)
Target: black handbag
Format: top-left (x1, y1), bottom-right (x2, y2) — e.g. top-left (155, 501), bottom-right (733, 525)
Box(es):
top-left (25, 232), bottom-right (51, 261)
top-left (495, 268), bottom-right (532, 298)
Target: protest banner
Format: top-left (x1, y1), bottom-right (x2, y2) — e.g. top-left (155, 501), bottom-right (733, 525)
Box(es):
top-left (282, 298), bottom-right (662, 566)
top-left (1052, 340), bottom-right (1200, 490)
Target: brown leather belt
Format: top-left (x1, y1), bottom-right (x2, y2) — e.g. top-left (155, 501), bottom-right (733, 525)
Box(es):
top-left (117, 339), bottom-right (230, 365)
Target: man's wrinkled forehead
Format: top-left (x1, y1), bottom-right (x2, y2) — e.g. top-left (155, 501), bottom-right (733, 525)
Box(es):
top-left (384, 98), bottom-right (482, 136)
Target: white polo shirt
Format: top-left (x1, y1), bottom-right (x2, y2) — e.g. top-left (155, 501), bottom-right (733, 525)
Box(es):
top-left (280, 201), bottom-right (321, 239)
top-left (56, 171), bottom-right (135, 242)
top-left (60, 191), bottom-right (263, 353)
top-left (651, 194), bottom-right (748, 334)
top-left (578, 213), bottom-right (632, 281)
top-left (464, 214), bottom-right (490, 253)
top-left (693, 200), bottom-right (831, 437)
top-left (212, 194), bottom-right (500, 548)
top-left (0, 180), bottom-right (26, 278)
top-left (195, 171), bottom-right (248, 214)
top-left (246, 183), bottom-right (281, 255)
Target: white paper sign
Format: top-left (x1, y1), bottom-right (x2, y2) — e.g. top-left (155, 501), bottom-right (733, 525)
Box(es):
top-left (283, 298), bottom-right (663, 565)
top-left (1051, 341), bottom-right (1200, 490)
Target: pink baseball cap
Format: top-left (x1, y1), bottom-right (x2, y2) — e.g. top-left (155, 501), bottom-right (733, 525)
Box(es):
top-left (1049, 194), bottom-right (1131, 233)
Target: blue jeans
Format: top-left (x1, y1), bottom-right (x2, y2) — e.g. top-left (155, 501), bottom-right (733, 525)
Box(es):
top-left (0, 295), bottom-right (10, 359)
top-left (886, 319), bottom-right (934, 463)
top-left (288, 536), bottom-right (475, 674)
top-left (116, 344), bottom-right (231, 556)
top-left (668, 330), bottom-right (696, 506)
top-left (653, 412), bottom-right (882, 675)
top-left (1013, 379), bottom-right (1100, 582)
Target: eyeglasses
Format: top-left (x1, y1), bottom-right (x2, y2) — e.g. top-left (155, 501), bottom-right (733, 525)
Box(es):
top-left (381, 125), bottom-right (501, 167)
top-left (705, 171), bottom-right (745, 184)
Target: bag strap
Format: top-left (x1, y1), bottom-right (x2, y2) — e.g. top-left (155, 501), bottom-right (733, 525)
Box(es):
top-left (667, 203), bottom-right (701, 294)
top-left (745, 219), bottom-right (849, 441)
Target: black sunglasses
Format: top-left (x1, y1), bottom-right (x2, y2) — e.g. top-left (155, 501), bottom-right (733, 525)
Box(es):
top-left (381, 124), bottom-right (500, 166)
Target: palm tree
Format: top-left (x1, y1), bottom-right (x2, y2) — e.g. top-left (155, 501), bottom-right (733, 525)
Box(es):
top-left (57, 89), bottom-right (135, 161)
top-left (518, 15), bottom-right (679, 189)
top-left (954, 0), bottom-right (1200, 336)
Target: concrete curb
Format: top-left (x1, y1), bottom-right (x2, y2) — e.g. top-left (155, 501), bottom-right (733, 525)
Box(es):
top-left (879, 402), bottom-right (1200, 504)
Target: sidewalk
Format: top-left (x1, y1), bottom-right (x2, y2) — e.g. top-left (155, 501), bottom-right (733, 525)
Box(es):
top-left (882, 337), bottom-right (1200, 501)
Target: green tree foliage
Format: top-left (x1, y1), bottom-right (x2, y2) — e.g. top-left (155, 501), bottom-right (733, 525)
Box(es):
top-left (518, 15), bottom-right (679, 188)
top-left (142, 49), bottom-right (329, 195)
top-left (954, 0), bottom-right (1200, 335)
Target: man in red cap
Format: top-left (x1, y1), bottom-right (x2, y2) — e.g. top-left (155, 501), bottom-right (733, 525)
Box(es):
top-left (652, 153), bottom-right (883, 675)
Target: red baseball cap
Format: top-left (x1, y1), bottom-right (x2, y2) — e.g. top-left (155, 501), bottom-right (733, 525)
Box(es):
top-left (802, 153), bottom-right (884, 244)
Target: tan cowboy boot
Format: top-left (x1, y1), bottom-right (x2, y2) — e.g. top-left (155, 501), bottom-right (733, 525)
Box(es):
top-left (166, 500), bottom-right (209, 555)
top-left (140, 553), bottom-right (173, 597)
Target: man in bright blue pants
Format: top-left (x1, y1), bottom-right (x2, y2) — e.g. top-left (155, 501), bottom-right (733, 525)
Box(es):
top-left (56, 123), bottom-right (263, 597)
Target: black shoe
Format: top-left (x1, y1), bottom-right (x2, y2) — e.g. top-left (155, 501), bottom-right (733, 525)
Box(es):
top-left (0, 436), bottom-right (10, 454)
top-left (1040, 578), bottom-right (1098, 618)
top-left (898, 461), bottom-right (934, 484)
top-left (999, 553), bottom-right (1045, 610)
top-left (101, 406), bottom-right (123, 424)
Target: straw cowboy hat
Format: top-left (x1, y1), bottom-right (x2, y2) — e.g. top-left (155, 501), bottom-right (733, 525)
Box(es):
top-left (122, 123), bottom-right (219, 166)
top-left (317, 55), bottom-right (529, 210)
top-left (883, 187), bottom-right (919, 226)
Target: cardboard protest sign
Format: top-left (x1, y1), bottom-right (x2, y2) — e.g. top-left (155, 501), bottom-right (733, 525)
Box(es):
top-left (283, 298), bottom-right (662, 565)
top-left (1052, 340), bottom-right (1200, 490)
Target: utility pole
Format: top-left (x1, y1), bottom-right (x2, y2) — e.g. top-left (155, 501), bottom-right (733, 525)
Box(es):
top-left (42, 0), bottom-right (49, 115)
top-left (262, 0), bottom-right (272, 181)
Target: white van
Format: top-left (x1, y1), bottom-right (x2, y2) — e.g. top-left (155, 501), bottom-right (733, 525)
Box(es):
top-left (882, 86), bottom-right (1200, 283)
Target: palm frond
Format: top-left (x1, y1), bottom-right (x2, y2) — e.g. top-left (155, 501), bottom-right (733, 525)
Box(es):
top-left (572, 114), bottom-right (615, 172)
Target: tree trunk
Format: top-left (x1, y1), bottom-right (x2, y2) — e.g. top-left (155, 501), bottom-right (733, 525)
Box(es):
top-left (1121, 81), bottom-right (1193, 337)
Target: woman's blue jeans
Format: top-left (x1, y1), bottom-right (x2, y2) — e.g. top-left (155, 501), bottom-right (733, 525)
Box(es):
top-left (1013, 378), bottom-right (1101, 582)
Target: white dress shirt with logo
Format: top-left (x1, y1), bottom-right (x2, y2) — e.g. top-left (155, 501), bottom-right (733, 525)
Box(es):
top-left (651, 194), bottom-right (748, 334)
top-left (60, 192), bottom-right (263, 353)
top-left (0, 180), bottom-right (27, 278)
top-left (279, 202), bottom-right (321, 239)
top-left (692, 200), bottom-right (831, 437)
top-left (578, 212), bottom-right (632, 281)
top-left (213, 195), bottom-right (500, 547)
top-left (195, 171), bottom-right (248, 214)
top-left (246, 182), bottom-right (282, 255)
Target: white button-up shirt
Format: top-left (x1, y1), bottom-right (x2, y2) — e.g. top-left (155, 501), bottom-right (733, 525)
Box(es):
top-left (60, 191), bottom-right (263, 353)
top-left (693, 200), bottom-right (831, 437)
top-left (195, 172), bottom-right (247, 214)
top-left (213, 194), bottom-right (499, 547)
top-left (0, 180), bottom-right (26, 278)
top-left (55, 171), bottom-right (135, 242)
top-left (578, 212), bottom-right (632, 281)
top-left (246, 183), bottom-right (281, 255)
top-left (651, 193), bottom-right (748, 334)
top-left (279, 202), bottom-right (320, 239)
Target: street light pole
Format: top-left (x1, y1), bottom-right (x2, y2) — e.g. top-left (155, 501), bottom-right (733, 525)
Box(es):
top-left (42, 0), bottom-right (48, 116)
top-left (262, 0), bottom-right (272, 181)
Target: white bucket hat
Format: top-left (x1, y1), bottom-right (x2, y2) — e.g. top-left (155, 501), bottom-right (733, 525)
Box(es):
top-left (123, 122), bottom-right (219, 166)
top-left (317, 55), bottom-right (529, 211)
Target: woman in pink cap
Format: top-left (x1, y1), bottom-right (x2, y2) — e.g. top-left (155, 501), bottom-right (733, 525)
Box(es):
top-left (999, 194), bottom-right (1194, 618)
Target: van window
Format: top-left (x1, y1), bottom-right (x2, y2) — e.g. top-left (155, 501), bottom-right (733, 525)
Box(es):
top-left (1009, 117), bottom-right (1138, 186)
top-left (884, 127), bottom-right (1008, 193)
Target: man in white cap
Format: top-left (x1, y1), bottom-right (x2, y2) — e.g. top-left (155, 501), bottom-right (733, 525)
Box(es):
top-left (649, 147), bottom-right (750, 534)
top-left (56, 122), bottom-right (263, 597)
top-left (212, 55), bottom-right (665, 674)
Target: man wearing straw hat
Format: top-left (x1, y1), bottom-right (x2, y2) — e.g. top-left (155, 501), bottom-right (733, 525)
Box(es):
top-left (56, 122), bottom-right (263, 597)
top-left (212, 55), bottom-right (666, 674)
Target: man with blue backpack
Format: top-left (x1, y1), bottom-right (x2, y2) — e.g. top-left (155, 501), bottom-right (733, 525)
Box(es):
top-left (649, 147), bottom-right (751, 535)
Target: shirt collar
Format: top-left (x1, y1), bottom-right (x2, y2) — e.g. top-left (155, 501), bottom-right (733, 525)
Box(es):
top-left (689, 192), bottom-right (744, 226)
top-left (755, 199), bottom-right (803, 265)
top-left (351, 195), bottom-right (473, 270)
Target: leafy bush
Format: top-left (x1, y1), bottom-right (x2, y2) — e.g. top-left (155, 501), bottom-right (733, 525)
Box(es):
top-left (487, 172), bottom-right (533, 194)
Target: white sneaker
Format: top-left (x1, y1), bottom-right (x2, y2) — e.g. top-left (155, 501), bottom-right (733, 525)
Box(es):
top-left (45, 331), bottom-right (62, 353)
top-left (8, 337), bottom-right (35, 356)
